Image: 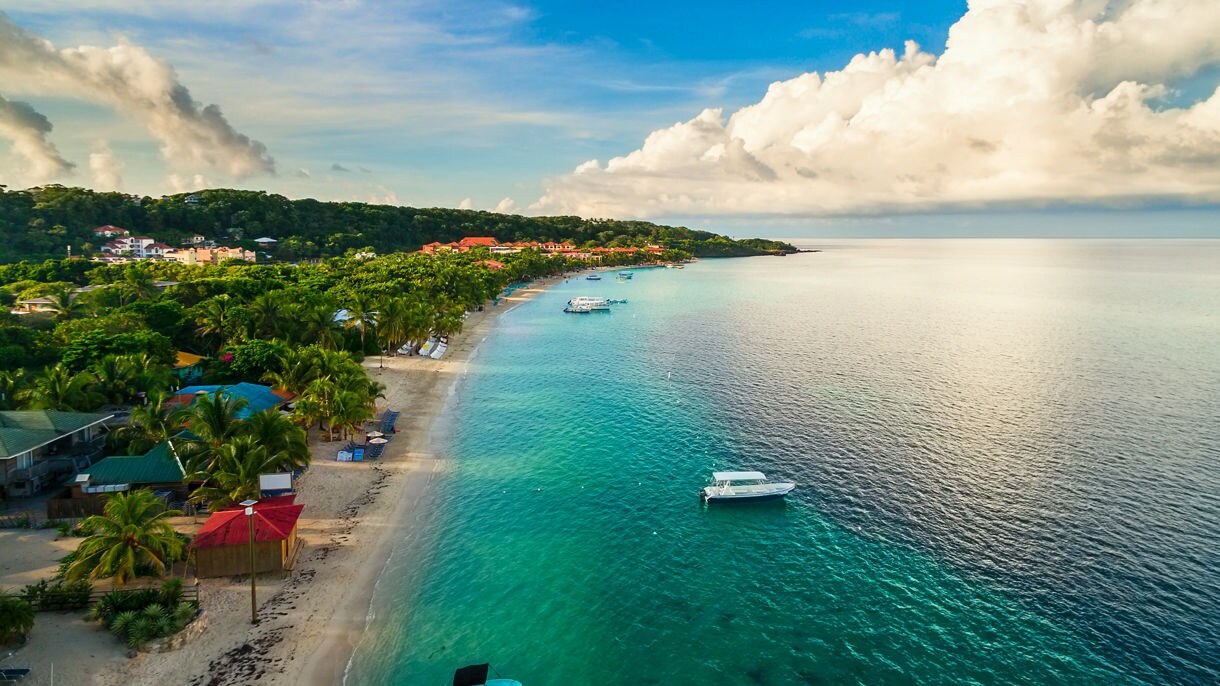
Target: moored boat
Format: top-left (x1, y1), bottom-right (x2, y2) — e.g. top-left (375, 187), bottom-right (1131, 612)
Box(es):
top-left (701, 471), bottom-right (795, 502)
top-left (586, 274), bottom-right (602, 280)
top-left (567, 296), bottom-right (612, 310)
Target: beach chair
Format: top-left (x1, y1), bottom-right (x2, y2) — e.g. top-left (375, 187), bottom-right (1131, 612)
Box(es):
top-left (352, 447), bottom-right (365, 462)
top-left (336, 450), bottom-right (353, 462)
top-left (1, 667), bottom-right (31, 683)
top-left (380, 410), bottom-right (400, 433)
top-left (367, 443), bottom-right (385, 459)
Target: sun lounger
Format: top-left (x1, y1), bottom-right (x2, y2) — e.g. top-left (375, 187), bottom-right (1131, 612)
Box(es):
top-left (418, 337), bottom-right (437, 356)
top-left (352, 447), bottom-right (365, 462)
top-left (379, 410), bottom-right (400, 433)
top-left (430, 342), bottom-right (448, 359)
top-left (0, 668), bottom-right (31, 683)
top-left (336, 450), bottom-right (353, 462)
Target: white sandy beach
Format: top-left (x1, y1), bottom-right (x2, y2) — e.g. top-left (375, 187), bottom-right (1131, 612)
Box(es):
top-left (1, 275), bottom-right (567, 686)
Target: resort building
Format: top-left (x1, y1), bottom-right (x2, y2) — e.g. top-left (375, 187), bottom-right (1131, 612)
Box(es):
top-left (50, 439), bottom-right (189, 518)
top-left (0, 410), bottom-right (113, 499)
top-left (92, 225), bottom-right (129, 239)
top-left (164, 246), bottom-right (256, 265)
top-left (100, 236), bottom-right (157, 257)
top-left (166, 383), bottom-right (293, 419)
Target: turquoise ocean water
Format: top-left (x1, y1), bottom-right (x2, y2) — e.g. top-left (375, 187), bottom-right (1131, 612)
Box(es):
top-left (347, 240), bottom-right (1220, 685)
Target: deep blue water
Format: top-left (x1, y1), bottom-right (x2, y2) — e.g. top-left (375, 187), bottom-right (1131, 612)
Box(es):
top-left (348, 240), bottom-right (1220, 685)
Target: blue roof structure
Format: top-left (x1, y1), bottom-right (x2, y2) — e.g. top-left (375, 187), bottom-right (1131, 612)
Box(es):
top-left (172, 382), bottom-right (289, 419)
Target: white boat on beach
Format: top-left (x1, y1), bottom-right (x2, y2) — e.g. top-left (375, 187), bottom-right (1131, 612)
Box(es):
top-left (701, 471), bottom-right (795, 502)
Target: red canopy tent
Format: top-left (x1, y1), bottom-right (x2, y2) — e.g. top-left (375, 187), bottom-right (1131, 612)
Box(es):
top-left (192, 498), bottom-right (304, 577)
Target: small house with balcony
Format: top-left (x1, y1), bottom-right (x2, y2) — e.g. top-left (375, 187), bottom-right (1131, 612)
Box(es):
top-left (0, 411), bottom-right (113, 499)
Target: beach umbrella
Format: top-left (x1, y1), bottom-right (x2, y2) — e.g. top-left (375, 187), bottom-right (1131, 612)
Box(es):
top-left (368, 437), bottom-right (389, 445)
top-left (366, 431), bottom-right (385, 438)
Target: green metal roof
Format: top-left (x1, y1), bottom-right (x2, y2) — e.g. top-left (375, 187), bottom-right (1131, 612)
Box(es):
top-left (85, 440), bottom-right (185, 486)
top-left (0, 411), bottom-right (114, 459)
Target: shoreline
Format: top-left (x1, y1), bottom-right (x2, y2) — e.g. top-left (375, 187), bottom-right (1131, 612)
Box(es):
top-left (272, 273), bottom-right (569, 686)
top-left (75, 273), bottom-right (566, 686)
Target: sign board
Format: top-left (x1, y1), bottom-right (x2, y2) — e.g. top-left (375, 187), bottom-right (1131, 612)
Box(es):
top-left (258, 473), bottom-right (293, 492)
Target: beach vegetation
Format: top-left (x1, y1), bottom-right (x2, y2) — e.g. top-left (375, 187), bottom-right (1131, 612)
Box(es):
top-left (16, 363), bottom-right (101, 411)
top-left (0, 592), bottom-right (35, 644)
top-left (65, 490), bottom-right (184, 588)
top-left (90, 579), bottom-right (198, 649)
top-left (20, 579), bottom-right (93, 611)
top-left (108, 392), bottom-right (187, 454)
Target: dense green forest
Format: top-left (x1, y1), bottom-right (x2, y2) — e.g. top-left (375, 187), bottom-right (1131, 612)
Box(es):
top-left (0, 185), bottom-right (795, 262)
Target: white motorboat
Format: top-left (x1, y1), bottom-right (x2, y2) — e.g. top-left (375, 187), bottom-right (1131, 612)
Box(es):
top-left (701, 471), bottom-right (795, 502)
top-left (566, 296), bottom-right (611, 311)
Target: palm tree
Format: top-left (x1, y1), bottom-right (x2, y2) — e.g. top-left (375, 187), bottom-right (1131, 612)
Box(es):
top-left (185, 391), bottom-right (249, 448)
top-left (376, 297), bottom-right (411, 362)
top-left (65, 490), bottom-right (184, 588)
top-left (17, 364), bottom-right (101, 411)
top-left (91, 354), bottom-right (141, 405)
top-left (44, 287), bottom-right (85, 321)
top-left (402, 296), bottom-right (436, 354)
top-left (247, 291), bottom-right (284, 339)
top-left (119, 269), bottom-right (158, 304)
top-left (186, 437), bottom-right (283, 511)
top-left (242, 410), bottom-right (311, 471)
top-left (262, 348), bottom-right (320, 396)
top-left (0, 592), bottom-right (35, 644)
top-left (300, 304), bottom-right (341, 350)
top-left (194, 295), bottom-right (244, 352)
top-left (109, 393), bottom-right (187, 455)
top-left (0, 369), bottom-right (26, 411)
top-left (342, 295), bottom-right (377, 355)
top-left (127, 353), bottom-right (174, 399)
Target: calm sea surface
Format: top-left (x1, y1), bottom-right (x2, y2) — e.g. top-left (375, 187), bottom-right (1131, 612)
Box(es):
top-left (347, 240), bottom-right (1220, 685)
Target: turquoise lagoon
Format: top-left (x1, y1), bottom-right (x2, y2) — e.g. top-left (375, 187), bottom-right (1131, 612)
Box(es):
top-left (348, 240), bottom-right (1220, 685)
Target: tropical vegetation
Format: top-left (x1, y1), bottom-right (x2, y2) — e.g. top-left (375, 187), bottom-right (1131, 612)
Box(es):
top-left (0, 592), bottom-right (35, 644)
top-left (89, 578), bottom-right (198, 649)
top-left (64, 490), bottom-right (185, 588)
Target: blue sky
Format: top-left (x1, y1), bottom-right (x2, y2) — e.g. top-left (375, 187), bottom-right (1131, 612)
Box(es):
top-left (0, 1), bottom-right (1218, 237)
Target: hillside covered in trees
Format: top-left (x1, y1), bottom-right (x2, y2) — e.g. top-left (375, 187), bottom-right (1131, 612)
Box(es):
top-left (0, 185), bottom-right (796, 263)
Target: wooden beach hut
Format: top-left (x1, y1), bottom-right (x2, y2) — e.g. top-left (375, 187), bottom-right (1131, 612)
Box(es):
top-left (191, 496), bottom-right (304, 578)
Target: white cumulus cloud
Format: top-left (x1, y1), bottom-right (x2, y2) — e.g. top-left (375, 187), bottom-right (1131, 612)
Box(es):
top-left (88, 140), bottom-right (122, 190)
top-left (534, 0), bottom-right (1220, 218)
top-left (458, 197), bottom-right (473, 210)
top-left (494, 196), bottom-right (517, 213)
top-left (0, 94), bottom-right (74, 184)
top-left (0, 13), bottom-right (274, 179)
